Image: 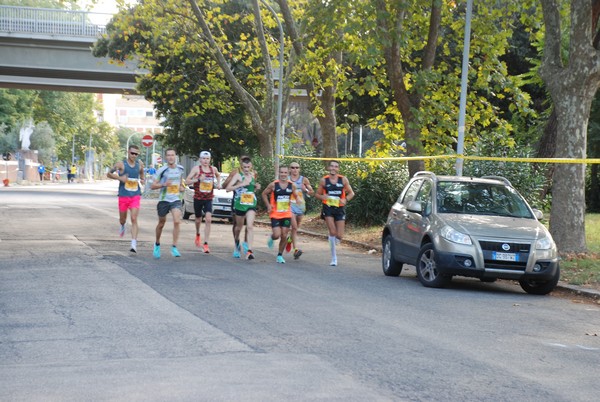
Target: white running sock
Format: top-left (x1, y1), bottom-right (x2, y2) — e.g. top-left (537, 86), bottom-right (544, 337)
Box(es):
top-left (329, 236), bottom-right (337, 260)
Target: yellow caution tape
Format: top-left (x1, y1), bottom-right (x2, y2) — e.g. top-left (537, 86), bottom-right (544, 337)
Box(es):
top-left (280, 154), bottom-right (600, 164)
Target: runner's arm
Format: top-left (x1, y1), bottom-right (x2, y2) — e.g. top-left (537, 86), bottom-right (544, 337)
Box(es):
top-left (107, 162), bottom-right (125, 181)
top-left (342, 177), bottom-right (355, 205)
top-left (262, 182), bottom-right (274, 212)
top-left (214, 167), bottom-right (221, 189)
top-left (225, 174), bottom-right (242, 192)
top-left (315, 178), bottom-right (326, 201)
top-left (185, 166), bottom-right (199, 185)
top-left (303, 177), bottom-right (314, 196)
top-left (139, 161), bottom-right (145, 184)
top-left (222, 169), bottom-right (237, 190)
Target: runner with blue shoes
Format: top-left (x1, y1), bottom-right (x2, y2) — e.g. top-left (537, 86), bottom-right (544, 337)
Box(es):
top-left (225, 156), bottom-right (260, 260)
top-left (262, 165), bottom-right (298, 264)
top-left (150, 148), bottom-right (186, 259)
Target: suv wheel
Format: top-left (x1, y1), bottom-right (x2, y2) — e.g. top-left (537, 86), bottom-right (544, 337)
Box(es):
top-left (382, 234), bottom-right (403, 276)
top-left (416, 243), bottom-right (450, 288)
top-left (519, 266), bottom-right (560, 295)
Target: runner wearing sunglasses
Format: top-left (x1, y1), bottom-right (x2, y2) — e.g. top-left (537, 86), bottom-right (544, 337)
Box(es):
top-left (107, 145), bottom-right (145, 253)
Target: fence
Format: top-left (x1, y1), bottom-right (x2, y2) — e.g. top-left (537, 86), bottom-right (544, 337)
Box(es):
top-left (0, 5), bottom-right (112, 38)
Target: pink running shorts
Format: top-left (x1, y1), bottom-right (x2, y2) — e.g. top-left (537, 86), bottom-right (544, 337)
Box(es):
top-left (118, 195), bottom-right (141, 212)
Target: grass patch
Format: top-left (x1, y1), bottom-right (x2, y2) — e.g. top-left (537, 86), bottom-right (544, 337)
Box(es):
top-left (560, 213), bottom-right (600, 287)
top-left (560, 257), bottom-right (600, 287)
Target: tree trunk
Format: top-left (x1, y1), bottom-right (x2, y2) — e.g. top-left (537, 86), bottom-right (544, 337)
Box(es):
top-left (538, 0), bottom-right (600, 253)
top-left (318, 85), bottom-right (338, 158)
top-left (254, 124), bottom-right (274, 158)
top-left (405, 123), bottom-right (425, 177)
top-left (549, 91), bottom-right (593, 253)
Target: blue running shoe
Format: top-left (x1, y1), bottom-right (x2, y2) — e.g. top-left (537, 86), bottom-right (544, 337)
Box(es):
top-left (171, 246), bottom-right (181, 257)
top-left (233, 249), bottom-right (241, 258)
top-left (267, 237), bottom-right (274, 249)
top-left (276, 255), bottom-right (285, 264)
top-left (119, 224), bottom-right (126, 238)
top-left (153, 244), bottom-right (161, 259)
top-left (242, 242), bottom-right (249, 253)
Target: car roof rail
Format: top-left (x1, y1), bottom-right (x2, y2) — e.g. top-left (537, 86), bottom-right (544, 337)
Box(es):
top-left (413, 171), bottom-right (437, 179)
top-left (481, 175), bottom-right (512, 187)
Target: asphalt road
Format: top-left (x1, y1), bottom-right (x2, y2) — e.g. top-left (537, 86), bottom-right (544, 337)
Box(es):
top-left (1, 181), bottom-right (599, 401)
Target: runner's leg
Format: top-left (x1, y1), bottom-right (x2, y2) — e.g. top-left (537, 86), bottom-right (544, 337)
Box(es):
top-left (245, 210), bottom-right (256, 251)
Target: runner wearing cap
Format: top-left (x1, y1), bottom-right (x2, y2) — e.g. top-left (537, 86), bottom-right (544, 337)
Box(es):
top-left (185, 151), bottom-right (221, 253)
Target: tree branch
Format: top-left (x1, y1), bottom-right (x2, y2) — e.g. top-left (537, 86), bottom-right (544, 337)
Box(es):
top-left (186, 0), bottom-right (263, 120)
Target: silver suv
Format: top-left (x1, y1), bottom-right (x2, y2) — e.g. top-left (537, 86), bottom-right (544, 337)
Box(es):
top-left (382, 171), bottom-right (560, 295)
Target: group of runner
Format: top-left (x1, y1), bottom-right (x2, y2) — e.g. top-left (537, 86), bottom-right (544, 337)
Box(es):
top-left (109, 146), bottom-right (354, 267)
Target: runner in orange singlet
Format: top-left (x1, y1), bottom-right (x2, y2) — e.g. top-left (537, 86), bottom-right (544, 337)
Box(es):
top-left (262, 165), bottom-right (297, 264)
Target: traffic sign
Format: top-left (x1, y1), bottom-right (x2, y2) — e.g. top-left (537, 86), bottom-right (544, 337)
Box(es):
top-left (141, 134), bottom-right (154, 147)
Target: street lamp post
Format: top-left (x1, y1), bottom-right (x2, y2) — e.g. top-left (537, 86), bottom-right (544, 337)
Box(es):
top-left (126, 132), bottom-right (140, 153)
top-left (455, 0), bottom-right (473, 176)
top-left (259, 0), bottom-right (284, 179)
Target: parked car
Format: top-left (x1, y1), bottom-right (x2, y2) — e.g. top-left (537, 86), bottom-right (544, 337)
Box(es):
top-left (182, 173), bottom-right (233, 221)
top-left (381, 171), bottom-right (560, 295)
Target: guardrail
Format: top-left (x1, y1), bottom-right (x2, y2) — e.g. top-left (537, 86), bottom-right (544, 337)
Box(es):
top-left (0, 5), bottom-right (112, 37)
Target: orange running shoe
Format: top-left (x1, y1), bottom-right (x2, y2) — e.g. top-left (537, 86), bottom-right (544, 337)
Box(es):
top-left (195, 234), bottom-right (201, 247)
top-left (203, 243), bottom-right (210, 254)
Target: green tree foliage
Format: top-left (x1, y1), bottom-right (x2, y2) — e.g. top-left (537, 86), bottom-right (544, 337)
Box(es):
top-left (0, 89), bottom-right (35, 131)
top-left (345, 1), bottom-right (534, 177)
top-left (29, 121), bottom-right (56, 164)
top-left (587, 94), bottom-right (600, 212)
top-left (93, 0), bottom-right (285, 158)
top-left (31, 91), bottom-right (113, 166)
top-left (0, 123), bottom-right (18, 155)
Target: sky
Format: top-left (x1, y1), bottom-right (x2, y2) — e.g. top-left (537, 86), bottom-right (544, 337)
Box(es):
top-left (78, 1), bottom-right (122, 14)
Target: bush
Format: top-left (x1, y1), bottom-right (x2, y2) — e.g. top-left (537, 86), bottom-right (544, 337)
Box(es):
top-left (342, 160), bottom-right (409, 226)
top-left (247, 153), bottom-right (410, 226)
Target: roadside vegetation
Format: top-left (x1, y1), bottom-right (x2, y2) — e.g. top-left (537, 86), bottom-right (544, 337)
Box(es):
top-left (560, 214), bottom-right (600, 289)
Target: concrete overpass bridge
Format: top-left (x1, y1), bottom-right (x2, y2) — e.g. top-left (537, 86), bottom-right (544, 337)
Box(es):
top-left (0, 5), bottom-right (143, 93)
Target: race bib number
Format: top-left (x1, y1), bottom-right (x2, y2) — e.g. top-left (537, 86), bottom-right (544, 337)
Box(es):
top-left (167, 184), bottom-right (180, 194)
top-left (199, 179), bottom-right (213, 192)
top-left (240, 192), bottom-right (255, 205)
top-left (292, 191), bottom-right (304, 204)
top-left (326, 196), bottom-right (340, 207)
top-left (125, 178), bottom-right (139, 192)
top-left (276, 196), bottom-right (290, 212)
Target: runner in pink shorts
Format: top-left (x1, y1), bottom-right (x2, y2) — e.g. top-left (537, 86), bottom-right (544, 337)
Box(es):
top-left (108, 145), bottom-right (145, 253)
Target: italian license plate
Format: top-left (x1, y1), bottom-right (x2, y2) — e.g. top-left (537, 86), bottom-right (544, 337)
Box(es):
top-left (222, 206), bottom-right (231, 211)
top-left (492, 252), bottom-right (517, 262)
